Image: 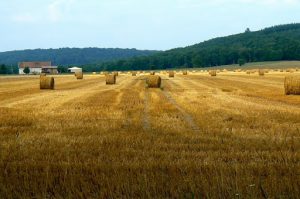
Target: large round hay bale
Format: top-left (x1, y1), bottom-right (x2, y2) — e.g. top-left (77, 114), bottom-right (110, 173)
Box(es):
top-left (259, 69), bottom-right (265, 76)
top-left (106, 74), bottom-right (116, 85)
top-left (146, 75), bottom-right (161, 88)
top-left (75, 72), bottom-right (83, 79)
top-left (284, 75), bottom-right (300, 95)
top-left (169, 71), bottom-right (175, 78)
top-left (209, 70), bottom-right (217, 76)
top-left (287, 68), bottom-right (295, 73)
top-left (40, 76), bottom-right (54, 90)
top-left (132, 71), bottom-right (137, 76)
top-left (182, 70), bottom-right (188, 75)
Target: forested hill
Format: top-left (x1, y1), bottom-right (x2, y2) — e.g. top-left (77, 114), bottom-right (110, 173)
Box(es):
top-left (0, 48), bottom-right (159, 66)
top-left (98, 23), bottom-right (300, 71)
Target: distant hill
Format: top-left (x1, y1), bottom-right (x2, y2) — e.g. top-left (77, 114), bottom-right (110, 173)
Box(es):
top-left (97, 23), bottom-right (300, 71)
top-left (0, 48), bottom-right (159, 66)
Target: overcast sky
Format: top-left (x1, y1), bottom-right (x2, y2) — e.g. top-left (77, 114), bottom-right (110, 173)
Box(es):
top-left (0, 0), bottom-right (299, 52)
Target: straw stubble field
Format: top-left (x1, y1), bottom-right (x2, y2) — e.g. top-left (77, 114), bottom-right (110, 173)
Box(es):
top-left (0, 71), bottom-right (299, 198)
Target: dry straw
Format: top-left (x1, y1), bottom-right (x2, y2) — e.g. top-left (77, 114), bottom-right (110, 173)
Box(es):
top-left (169, 71), bottom-right (175, 78)
top-left (75, 72), bottom-right (83, 79)
top-left (113, 72), bottom-right (119, 76)
top-left (40, 73), bottom-right (46, 77)
top-left (209, 70), bottom-right (217, 76)
top-left (284, 75), bottom-right (300, 95)
top-left (182, 70), bottom-right (188, 75)
top-left (146, 75), bottom-right (161, 88)
top-left (150, 71), bottom-right (155, 75)
top-left (40, 76), bottom-right (54, 89)
top-left (246, 70), bottom-right (251, 74)
top-left (93, 72), bottom-right (96, 75)
top-left (106, 74), bottom-right (116, 85)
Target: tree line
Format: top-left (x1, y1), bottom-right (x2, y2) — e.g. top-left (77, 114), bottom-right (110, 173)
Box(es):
top-left (0, 48), bottom-right (159, 67)
top-left (87, 23), bottom-right (300, 71)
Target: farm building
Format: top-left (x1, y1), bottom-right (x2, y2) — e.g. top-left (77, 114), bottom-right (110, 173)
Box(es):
top-left (18, 61), bottom-right (58, 74)
top-left (68, 67), bottom-right (82, 73)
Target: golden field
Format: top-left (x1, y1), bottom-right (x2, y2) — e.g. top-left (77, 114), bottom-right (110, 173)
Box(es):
top-left (0, 70), bottom-right (299, 198)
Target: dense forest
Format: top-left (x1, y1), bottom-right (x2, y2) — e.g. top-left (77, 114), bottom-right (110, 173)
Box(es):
top-left (0, 48), bottom-right (158, 73)
top-left (93, 23), bottom-right (300, 71)
top-left (1, 23), bottom-right (300, 74)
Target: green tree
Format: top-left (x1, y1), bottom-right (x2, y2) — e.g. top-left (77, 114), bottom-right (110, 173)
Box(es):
top-left (191, 55), bottom-right (203, 67)
top-left (57, 66), bottom-right (67, 73)
top-left (0, 64), bottom-right (7, 74)
top-left (238, 59), bottom-right (246, 66)
top-left (23, 67), bottom-right (30, 74)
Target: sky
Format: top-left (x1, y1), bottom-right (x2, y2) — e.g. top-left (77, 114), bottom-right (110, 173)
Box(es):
top-left (0, 0), bottom-right (300, 52)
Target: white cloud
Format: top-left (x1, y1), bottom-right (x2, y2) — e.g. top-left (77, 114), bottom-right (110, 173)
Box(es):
top-left (48, 0), bottom-right (75, 22)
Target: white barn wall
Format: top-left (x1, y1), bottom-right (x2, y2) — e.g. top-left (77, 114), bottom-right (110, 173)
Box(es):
top-left (19, 68), bottom-right (42, 74)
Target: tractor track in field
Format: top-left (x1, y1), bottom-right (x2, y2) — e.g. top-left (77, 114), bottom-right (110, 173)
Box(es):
top-left (160, 90), bottom-right (200, 132)
top-left (160, 76), bottom-right (201, 132)
top-left (143, 88), bottom-right (151, 131)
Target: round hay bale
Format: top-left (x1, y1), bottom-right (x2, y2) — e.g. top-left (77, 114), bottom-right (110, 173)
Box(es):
top-left (259, 69), bottom-right (265, 76)
top-left (106, 74), bottom-right (116, 85)
top-left (169, 71), bottom-right (175, 78)
top-left (40, 76), bottom-right (54, 90)
top-left (246, 70), bottom-right (251, 74)
top-left (182, 70), bottom-right (188, 75)
top-left (75, 72), bottom-right (83, 79)
top-left (284, 75), bottom-right (300, 95)
top-left (93, 72), bottom-right (96, 75)
top-left (150, 71), bottom-right (155, 75)
top-left (146, 75), bottom-right (161, 88)
top-left (209, 70), bottom-right (217, 76)
top-left (132, 71), bottom-right (137, 76)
